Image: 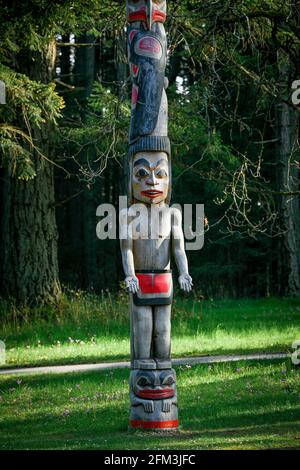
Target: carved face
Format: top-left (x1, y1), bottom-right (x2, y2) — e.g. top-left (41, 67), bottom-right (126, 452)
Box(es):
top-left (133, 370), bottom-right (176, 399)
top-left (132, 151), bottom-right (169, 205)
top-left (126, 0), bottom-right (167, 29)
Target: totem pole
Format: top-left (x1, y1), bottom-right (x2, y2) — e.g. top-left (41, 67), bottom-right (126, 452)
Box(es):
top-left (121, 0), bottom-right (193, 430)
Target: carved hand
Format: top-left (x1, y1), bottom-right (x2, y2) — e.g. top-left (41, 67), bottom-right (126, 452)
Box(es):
top-left (178, 274), bottom-right (193, 292)
top-left (125, 275), bottom-right (140, 294)
top-left (143, 401), bottom-right (154, 413)
top-left (162, 400), bottom-right (171, 413)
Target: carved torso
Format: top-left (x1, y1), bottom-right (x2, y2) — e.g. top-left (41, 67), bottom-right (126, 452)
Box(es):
top-left (132, 204), bottom-right (171, 270)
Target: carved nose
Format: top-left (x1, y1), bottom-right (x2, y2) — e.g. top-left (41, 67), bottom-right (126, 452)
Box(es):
top-left (147, 171), bottom-right (158, 186)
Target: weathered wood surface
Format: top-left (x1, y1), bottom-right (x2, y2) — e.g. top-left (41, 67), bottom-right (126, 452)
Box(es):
top-left (122, 0), bottom-right (192, 430)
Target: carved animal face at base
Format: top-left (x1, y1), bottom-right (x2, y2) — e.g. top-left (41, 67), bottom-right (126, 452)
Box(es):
top-left (133, 370), bottom-right (176, 399)
top-left (126, 0), bottom-right (167, 30)
top-left (133, 151), bottom-right (169, 205)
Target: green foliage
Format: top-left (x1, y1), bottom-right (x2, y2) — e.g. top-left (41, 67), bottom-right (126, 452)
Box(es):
top-left (0, 64), bottom-right (64, 179)
top-left (0, 1), bottom-right (124, 61)
top-left (0, 134), bottom-right (36, 180)
top-left (170, 83), bottom-right (238, 166)
top-left (1, 295), bottom-right (299, 368)
top-left (0, 1), bottom-right (124, 182)
top-left (0, 64), bottom-right (64, 126)
top-left (60, 82), bottom-right (131, 183)
top-left (64, 82), bottom-right (130, 147)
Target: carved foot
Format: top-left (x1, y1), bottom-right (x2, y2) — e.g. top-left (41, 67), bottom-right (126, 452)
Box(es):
top-left (155, 358), bottom-right (171, 370)
top-left (133, 359), bottom-right (157, 370)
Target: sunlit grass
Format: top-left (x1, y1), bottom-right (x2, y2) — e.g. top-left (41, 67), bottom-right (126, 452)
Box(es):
top-left (0, 360), bottom-right (299, 449)
top-left (0, 294), bottom-right (299, 368)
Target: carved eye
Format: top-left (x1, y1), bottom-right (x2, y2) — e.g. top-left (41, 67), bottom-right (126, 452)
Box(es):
top-left (162, 375), bottom-right (175, 386)
top-left (137, 376), bottom-right (151, 387)
top-left (135, 168), bottom-right (149, 178)
top-left (156, 169), bottom-right (168, 178)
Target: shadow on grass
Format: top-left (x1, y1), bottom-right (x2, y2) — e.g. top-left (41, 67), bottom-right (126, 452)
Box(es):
top-left (1, 362), bottom-right (299, 449)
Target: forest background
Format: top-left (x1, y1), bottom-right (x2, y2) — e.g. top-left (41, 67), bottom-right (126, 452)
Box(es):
top-left (0, 0), bottom-right (300, 308)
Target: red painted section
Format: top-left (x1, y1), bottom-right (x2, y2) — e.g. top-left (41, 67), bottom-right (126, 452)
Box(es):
top-left (128, 9), bottom-right (166, 25)
top-left (153, 10), bottom-right (166, 23)
top-left (129, 419), bottom-right (179, 429)
top-left (129, 9), bottom-right (147, 23)
top-left (138, 36), bottom-right (161, 54)
top-left (137, 389), bottom-right (175, 399)
top-left (131, 64), bottom-right (139, 77)
top-left (131, 84), bottom-right (138, 105)
top-left (136, 273), bottom-right (171, 294)
top-left (129, 29), bottom-right (139, 43)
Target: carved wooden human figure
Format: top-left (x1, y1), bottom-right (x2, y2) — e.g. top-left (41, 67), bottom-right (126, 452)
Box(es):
top-left (121, 0), bottom-right (192, 430)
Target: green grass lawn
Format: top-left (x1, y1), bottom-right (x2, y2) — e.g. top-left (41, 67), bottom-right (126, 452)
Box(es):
top-left (0, 360), bottom-right (299, 450)
top-left (0, 295), bottom-right (299, 369)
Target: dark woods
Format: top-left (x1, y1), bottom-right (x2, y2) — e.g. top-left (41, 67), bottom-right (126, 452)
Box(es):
top-left (0, 1), bottom-right (299, 305)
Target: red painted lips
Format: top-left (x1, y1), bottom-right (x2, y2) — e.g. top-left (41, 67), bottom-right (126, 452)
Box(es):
top-left (141, 190), bottom-right (163, 199)
top-left (137, 389), bottom-right (175, 400)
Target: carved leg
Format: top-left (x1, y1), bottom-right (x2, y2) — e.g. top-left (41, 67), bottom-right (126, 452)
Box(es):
top-left (131, 301), bottom-right (156, 369)
top-left (153, 304), bottom-right (171, 369)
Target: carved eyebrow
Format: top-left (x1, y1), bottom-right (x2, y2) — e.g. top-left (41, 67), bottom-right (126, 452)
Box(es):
top-left (160, 371), bottom-right (174, 382)
top-left (156, 159), bottom-right (168, 167)
top-left (137, 371), bottom-right (155, 381)
top-left (134, 157), bottom-right (168, 170)
top-left (133, 158), bottom-right (150, 167)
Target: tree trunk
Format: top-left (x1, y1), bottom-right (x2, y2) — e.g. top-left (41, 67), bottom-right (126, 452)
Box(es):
top-left (0, 41), bottom-right (61, 305)
top-left (275, 49), bottom-right (300, 296)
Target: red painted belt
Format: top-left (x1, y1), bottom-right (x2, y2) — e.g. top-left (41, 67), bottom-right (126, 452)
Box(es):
top-left (136, 272), bottom-right (171, 294)
top-left (133, 270), bottom-right (172, 306)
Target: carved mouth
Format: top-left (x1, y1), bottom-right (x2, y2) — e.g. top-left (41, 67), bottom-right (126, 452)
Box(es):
top-left (141, 190), bottom-right (163, 199)
top-left (137, 389), bottom-right (174, 399)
